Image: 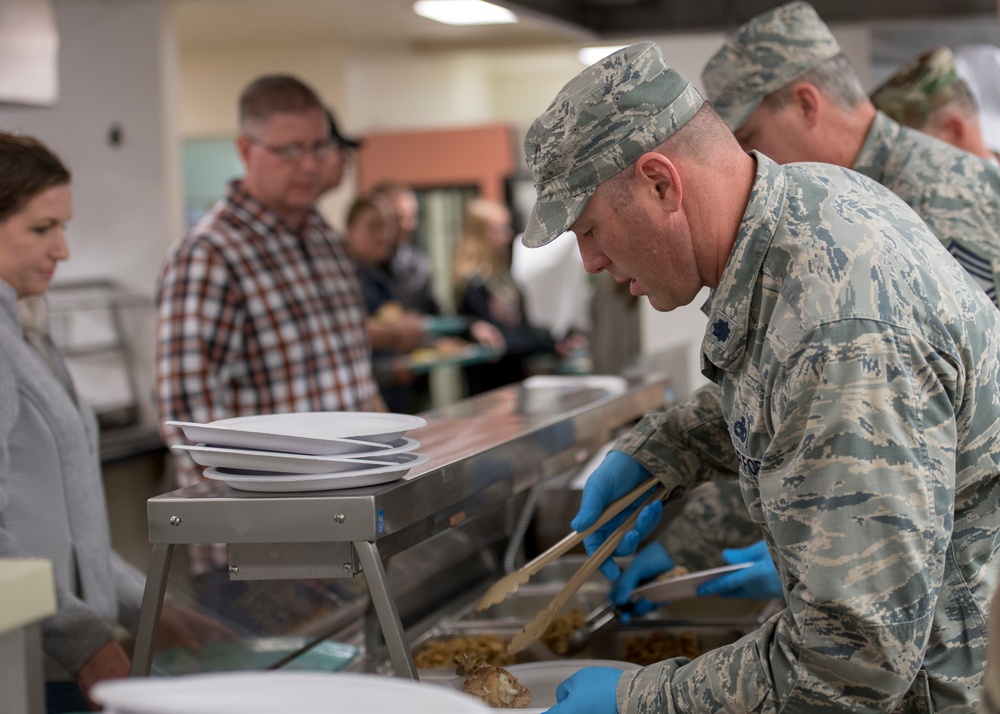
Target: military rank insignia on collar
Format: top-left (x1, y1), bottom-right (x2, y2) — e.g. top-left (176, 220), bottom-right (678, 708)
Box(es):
top-left (709, 311), bottom-right (736, 346)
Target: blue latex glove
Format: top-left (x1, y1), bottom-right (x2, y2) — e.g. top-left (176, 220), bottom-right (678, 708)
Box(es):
top-left (571, 450), bottom-right (663, 580)
top-left (696, 539), bottom-right (783, 600)
top-left (544, 666), bottom-right (622, 714)
top-left (607, 541), bottom-right (673, 622)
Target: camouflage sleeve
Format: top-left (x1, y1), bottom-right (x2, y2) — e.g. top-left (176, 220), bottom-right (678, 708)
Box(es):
top-left (661, 481), bottom-right (762, 572)
top-left (614, 384), bottom-right (740, 500)
top-left (617, 319), bottom-right (957, 712)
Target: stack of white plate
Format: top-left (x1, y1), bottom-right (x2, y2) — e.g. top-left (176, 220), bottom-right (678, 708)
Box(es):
top-left (166, 412), bottom-right (429, 493)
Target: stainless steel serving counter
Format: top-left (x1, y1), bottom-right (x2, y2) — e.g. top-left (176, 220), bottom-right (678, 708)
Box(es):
top-left (130, 374), bottom-right (671, 680)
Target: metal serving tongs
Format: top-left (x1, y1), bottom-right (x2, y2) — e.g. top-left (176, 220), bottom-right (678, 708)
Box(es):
top-left (475, 476), bottom-right (661, 613)
top-left (507, 484), bottom-right (670, 655)
top-left (561, 600), bottom-right (620, 655)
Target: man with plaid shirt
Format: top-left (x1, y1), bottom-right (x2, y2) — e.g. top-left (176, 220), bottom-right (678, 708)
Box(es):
top-left (155, 75), bottom-right (383, 611)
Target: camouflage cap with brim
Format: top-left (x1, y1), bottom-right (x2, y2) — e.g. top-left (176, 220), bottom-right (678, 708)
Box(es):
top-left (870, 46), bottom-right (967, 129)
top-left (701, 1), bottom-right (842, 132)
top-left (522, 41), bottom-right (704, 249)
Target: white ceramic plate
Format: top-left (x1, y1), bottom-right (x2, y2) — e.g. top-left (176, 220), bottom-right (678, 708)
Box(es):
top-left (166, 412), bottom-right (427, 455)
top-left (93, 671), bottom-right (490, 714)
top-left (172, 436), bottom-right (420, 473)
top-left (629, 562), bottom-right (753, 602)
top-left (433, 659), bottom-right (639, 713)
top-left (203, 453), bottom-right (430, 492)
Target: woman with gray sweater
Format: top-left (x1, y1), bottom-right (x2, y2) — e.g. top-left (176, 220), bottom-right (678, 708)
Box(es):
top-left (0, 132), bottom-right (230, 712)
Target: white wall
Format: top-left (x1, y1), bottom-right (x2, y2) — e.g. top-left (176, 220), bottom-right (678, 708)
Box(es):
top-left (0, 0), bottom-right (179, 296)
top-left (178, 41), bottom-right (349, 137)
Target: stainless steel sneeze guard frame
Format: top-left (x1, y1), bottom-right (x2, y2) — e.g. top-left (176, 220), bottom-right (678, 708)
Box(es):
top-left (130, 375), bottom-right (670, 680)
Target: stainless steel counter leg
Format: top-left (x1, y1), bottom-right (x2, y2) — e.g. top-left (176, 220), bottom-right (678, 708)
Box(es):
top-left (130, 543), bottom-right (174, 677)
top-left (353, 540), bottom-right (418, 679)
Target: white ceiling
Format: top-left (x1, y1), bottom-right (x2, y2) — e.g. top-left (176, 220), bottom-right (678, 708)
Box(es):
top-left (173, 0), bottom-right (589, 50)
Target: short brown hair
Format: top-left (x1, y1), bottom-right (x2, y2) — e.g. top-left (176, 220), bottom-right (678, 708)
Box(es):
top-left (238, 74), bottom-right (323, 130)
top-left (346, 194), bottom-right (393, 229)
top-left (0, 132), bottom-right (70, 222)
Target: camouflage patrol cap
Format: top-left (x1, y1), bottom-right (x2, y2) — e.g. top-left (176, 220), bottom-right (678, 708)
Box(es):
top-left (522, 41), bottom-right (704, 248)
top-left (701, 1), bottom-right (842, 132)
top-left (870, 47), bottom-right (968, 129)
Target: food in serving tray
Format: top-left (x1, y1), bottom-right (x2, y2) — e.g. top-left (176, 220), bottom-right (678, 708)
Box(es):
top-left (540, 608), bottom-right (585, 655)
top-left (413, 634), bottom-right (516, 668)
top-left (455, 653), bottom-right (531, 708)
top-left (658, 565), bottom-right (690, 581)
top-left (622, 631), bottom-right (703, 666)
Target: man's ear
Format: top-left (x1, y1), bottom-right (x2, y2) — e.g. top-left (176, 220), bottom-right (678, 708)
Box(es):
top-left (939, 115), bottom-right (966, 144)
top-left (789, 82), bottom-right (823, 128)
top-left (635, 152), bottom-right (682, 213)
top-left (235, 134), bottom-right (253, 167)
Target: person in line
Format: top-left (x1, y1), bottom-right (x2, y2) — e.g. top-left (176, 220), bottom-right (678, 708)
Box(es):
top-left (615, 0), bottom-right (1000, 613)
top-left (368, 182), bottom-right (439, 413)
top-left (346, 195), bottom-right (506, 411)
top-left (0, 131), bottom-right (231, 713)
top-left (371, 181), bottom-right (440, 316)
top-left (871, 46), bottom-right (1000, 164)
top-left (155, 75), bottom-right (384, 624)
top-left (521, 41), bottom-right (1000, 712)
top-left (452, 198), bottom-right (579, 395)
top-left (344, 195), bottom-right (426, 413)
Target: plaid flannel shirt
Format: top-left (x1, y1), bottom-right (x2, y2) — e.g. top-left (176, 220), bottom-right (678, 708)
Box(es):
top-left (155, 181), bottom-right (380, 574)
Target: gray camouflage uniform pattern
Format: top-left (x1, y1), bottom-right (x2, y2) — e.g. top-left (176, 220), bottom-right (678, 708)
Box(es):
top-left (661, 481), bottom-right (760, 573)
top-left (853, 111), bottom-right (1000, 305)
top-left (667, 0), bottom-right (1000, 616)
top-left (522, 41), bottom-right (703, 248)
top-left (614, 153), bottom-right (1000, 712)
top-left (701, 0), bottom-right (1000, 306)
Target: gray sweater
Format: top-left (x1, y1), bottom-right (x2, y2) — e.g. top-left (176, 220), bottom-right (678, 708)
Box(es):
top-left (0, 281), bottom-right (146, 675)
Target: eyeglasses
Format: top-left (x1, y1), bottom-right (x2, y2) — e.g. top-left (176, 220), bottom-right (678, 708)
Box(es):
top-left (246, 136), bottom-right (340, 162)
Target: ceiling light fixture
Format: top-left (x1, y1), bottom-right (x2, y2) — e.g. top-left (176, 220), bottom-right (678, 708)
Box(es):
top-left (413, 1), bottom-right (518, 25)
top-left (577, 45), bottom-right (627, 65)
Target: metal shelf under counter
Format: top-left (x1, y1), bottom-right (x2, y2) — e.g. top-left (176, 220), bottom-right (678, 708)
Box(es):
top-left (129, 373), bottom-right (671, 681)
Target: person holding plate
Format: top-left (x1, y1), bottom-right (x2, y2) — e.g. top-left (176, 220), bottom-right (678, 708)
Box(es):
top-left (0, 131), bottom-right (232, 712)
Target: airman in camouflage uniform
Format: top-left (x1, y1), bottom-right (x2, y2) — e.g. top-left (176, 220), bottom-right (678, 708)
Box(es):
top-left (640, 0), bottom-right (1000, 616)
top-left (644, 0), bottom-right (1000, 618)
top-left (702, 0), bottom-right (1000, 306)
top-left (871, 46), bottom-right (1000, 164)
top-left (524, 40), bottom-right (1000, 714)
